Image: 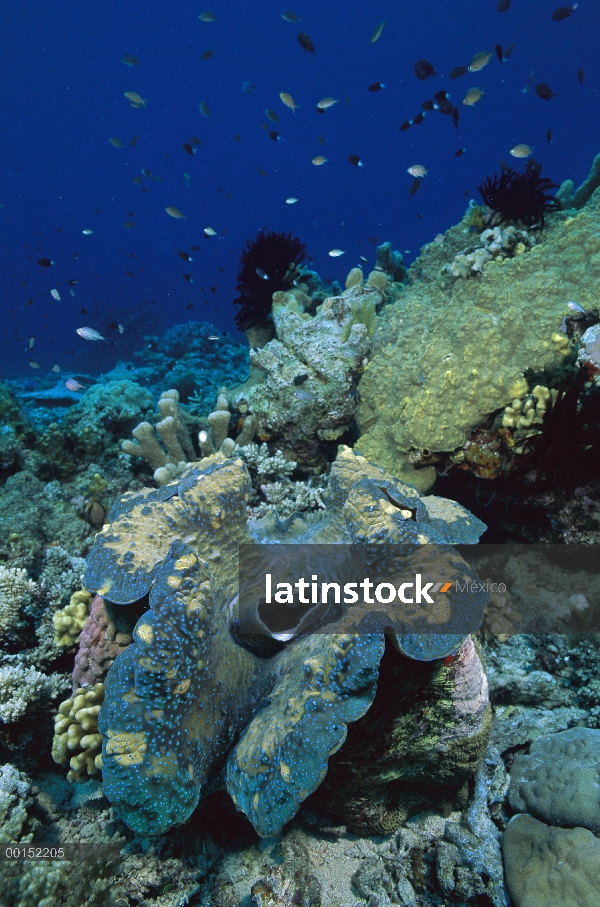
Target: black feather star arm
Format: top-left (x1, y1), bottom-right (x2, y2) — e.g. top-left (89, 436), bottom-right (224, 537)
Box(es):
top-left (478, 161), bottom-right (561, 228)
top-left (233, 231), bottom-right (306, 331)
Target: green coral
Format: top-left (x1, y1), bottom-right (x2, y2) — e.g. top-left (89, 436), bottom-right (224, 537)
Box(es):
top-left (52, 683), bottom-right (104, 782)
top-left (52, 588), bottom-right (92, 647)
top-left (355, 187), bottom-right (600, 490)
top-left (340, 289), bottom-right (377, 342)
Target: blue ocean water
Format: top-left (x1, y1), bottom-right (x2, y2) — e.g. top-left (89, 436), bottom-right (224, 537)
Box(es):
top-left (1, 0), bottom-right (596, 376)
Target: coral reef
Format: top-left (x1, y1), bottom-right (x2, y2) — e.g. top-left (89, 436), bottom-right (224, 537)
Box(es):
top-left (355, 178), bottom-right (600, 490)
top-left (82, 448), bottom-right (487, 838)
top-left (71, 594), bottom-right (133, 690)
top-left (0, 664), bottom-right (69, 723)
top-left (0, 565), bottom-right (36, 637)
top-left (556, 150), bottom-right (600, 210)
top-left (237, 278), bottom-right (377, 469)
top-left (0, 763), bottom-right (35, 843)
top-left (445, 224), bottom-right (536, 278)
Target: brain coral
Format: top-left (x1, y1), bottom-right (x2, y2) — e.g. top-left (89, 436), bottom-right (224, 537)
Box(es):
top-left (355, 186), bottom-right (600, 490)
top-left (83, 448), bottom-right (488, 837)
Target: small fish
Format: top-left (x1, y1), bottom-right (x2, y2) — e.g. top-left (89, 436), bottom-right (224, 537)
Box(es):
top-left (328, 249), bottom-right (345, 257)
top-left (279, 92), bottom-right (298, 112)
top-left (183, 142), bottom-right (194, 155)
top-left (28, 360), bottom-right (40, 369)
top-left (258, 168), bottom-right (267, 178)
top-left (198, 10), bottom-right (216, 21)
top-left (204, 227), bottom-right (217, 235)
top-left (51, 289), bottom-right (60, 301)
top-left (577, 67), bottom-right (584, 86)
top-left (414, 60), bottom-right (436, 81)
top-left (27, 336), bottom-right (35, 350)
top-left (130, 135), bottom-right (138, 147)
top-left (77, 327), bottom-right (106, 342)
top-left (286, 197), bottom-right (298, 204)
top-left (462, 87), bottom-right (485, 106)
top-left (268, 131), bottom-right (281, 142)
top-left (38, 258), bottom-right (53, 267)
top-left (256, 267), bottom-right (270, 279)
top-left (510, 144), bottom-right (533, 158)
top-left (118, 324), bottom-right (124, 333)
top-left (368, 81), bottom-right (386, 92)
top-left (294, 388), bottom-right (316, 402)
top-left (123, 221), bottom-right (135, 228)
top-left (412, 111), bottom-right (425, 125)
top-left (82, 229), bottom-right (93, 234)
top-left (142, 167), bottom-right (152, 178)
top-left (124, 91), bottom-right (146, 108)
top-left (496, 0), bottom-right (511, 11)
top-left (567, 300), bottom-right (588, 314)
top-left (65, 378), bottom-right (86, 391)
top-left (109, 136), bottom-right (124, 148)
top-left (536, 82), bottom-right (557, 100)
top-left (199, 100), bottom-right (210, 116)
top-left (547, 129), bottom-right (553, 144)
top-left (208, 334), bottom-right (220, 340)
top-left (294, 374), bottom-right (309, 386)
top-left (318, 135), bottom-right (325, 146)
top-left (434, 233), bottom-right (445, 244)
top-left (495, 43), bottom-right (514, 63)
top-left (454, 148), bottom-right (466, 156)
top-left (51, 364), bottom-right (60, 372)
top-left (166, 206), bottom-right (186, 218)
top-left (265, 108), bottom-right (279, 123)
top-left (521, 71), bottom-right (535, 94)
top-left (121, 55), bottom-right (139, 66)
top-left (297, 31), bottom-right (315, 53)
top-left (316, 97), bottom-right (338, 110)
top-left (241, 81), bottom-right (254, 92)
top-left (449, 65), bottom-right (468, 79)
top-left (371, 20), bottom-right (386, 44)
top-left (469, 51), bottom-right (492, 72)
top-left (399, 120), bottom-right (411, 131)
top-left (182, 274), bottom-right (193, 282)
top-left (312, 155), bottom-right (327, 165)
top-left (552, 4), bottom-right (577, 21)
top-left (408, 178), bottom-right (421, 197)
top-left (201, 50), bottom-right (215, 61)
top-left (348, 155), bottom-right (363, 167)
top-left (178, 251), bottom-right (192, 261)
top-left (407, 164), bottom-right (427, 178)
top-left (281, 11), bottom-right (300, 22)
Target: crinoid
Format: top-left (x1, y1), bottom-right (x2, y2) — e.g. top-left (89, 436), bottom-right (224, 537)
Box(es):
top-left (233, 230), bottom-right (306, 331)
top-left (478, 160), bottom-right (561, 227)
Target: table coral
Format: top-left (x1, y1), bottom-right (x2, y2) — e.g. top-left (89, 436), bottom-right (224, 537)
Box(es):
top-left (83, 448), bottom-right (489, 838)
top-left (355, 176), bottom-right (600, 490)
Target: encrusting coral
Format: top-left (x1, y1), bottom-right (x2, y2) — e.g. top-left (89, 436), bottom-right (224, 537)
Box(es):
top-left (81, 447), bottom-right (489, 838)
top-left (355, 164), bottom-right (600, 490)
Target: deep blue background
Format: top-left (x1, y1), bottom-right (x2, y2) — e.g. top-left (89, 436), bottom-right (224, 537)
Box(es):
top-left (1, 0), bottom-right (597, 376)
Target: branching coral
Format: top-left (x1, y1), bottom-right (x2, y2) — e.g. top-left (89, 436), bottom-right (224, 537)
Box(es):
top-left (52, 683), bottom-right (104, 782)
top-left (53, 588), bottom-right (93, 648)
top-left (0, 566), bottom-right (36, 637)
top-left (478, 161), bottom-right (560, 227)
top-left (233, 231), bottom-right (306, 332)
